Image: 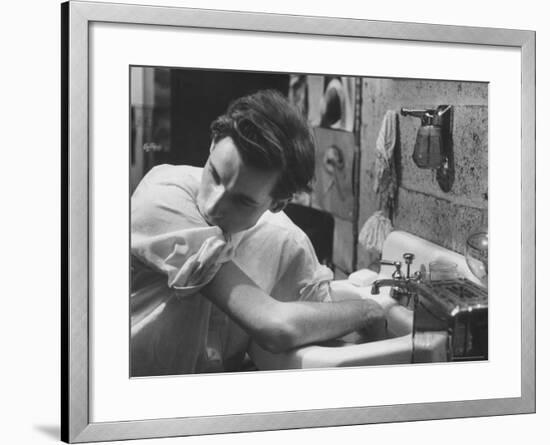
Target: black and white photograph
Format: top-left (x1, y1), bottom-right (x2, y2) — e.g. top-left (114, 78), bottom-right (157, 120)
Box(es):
top-left (56, 1), bottom-right (537, 442)
top-left (129, 66), bottom-right (489, 377)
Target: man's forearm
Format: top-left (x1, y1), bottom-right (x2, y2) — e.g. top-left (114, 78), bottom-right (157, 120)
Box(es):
top-left (278, 298), bottom-right (384, 349)
top-left (202, 261), bottom-right (385, 353)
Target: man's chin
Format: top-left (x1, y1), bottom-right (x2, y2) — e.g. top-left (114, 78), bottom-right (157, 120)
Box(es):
top-left (199, 210), bottom-right (248, 234)
top-left (206, 217), bottom-right (220, 228)
top-left (205, 215), bottom-right (228, 231)
top-left (216, 221), bottom-right (248, 235)
top-left (197, 206), bottom-right (216, 227)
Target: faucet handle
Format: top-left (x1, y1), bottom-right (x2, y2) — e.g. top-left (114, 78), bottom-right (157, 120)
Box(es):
top-left (403, 253), bottom-right (415, 264)
top-left (402, 253), bottom-right (415, 279)
top-left (380, 259), bottom-right (404, 280)
top-left (380, 259), bottom-right (398, 267)
top-left (392, 262), bottom-right (403, 280)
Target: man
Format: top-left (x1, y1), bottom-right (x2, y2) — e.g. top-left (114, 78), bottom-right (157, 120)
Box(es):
top-left (130, 89), bottom-right (385, 376)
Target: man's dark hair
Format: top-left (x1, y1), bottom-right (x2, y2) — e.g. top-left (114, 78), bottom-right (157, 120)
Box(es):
top-left (210, 89), bottom-right (315, 200)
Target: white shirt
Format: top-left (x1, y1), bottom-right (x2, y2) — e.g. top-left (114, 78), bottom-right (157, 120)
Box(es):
top-left (130, 164), bottom-right (333, 375)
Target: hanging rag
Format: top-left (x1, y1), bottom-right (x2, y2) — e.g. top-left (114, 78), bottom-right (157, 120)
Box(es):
top-left (358, 111), bottom-right (398, 258)
top-left (373, 110), bottom-right (398, 214)
top-left (358, 210), bottom-right (393, 253)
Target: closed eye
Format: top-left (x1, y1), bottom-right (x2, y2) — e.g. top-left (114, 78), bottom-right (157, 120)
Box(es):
top-left (235, 194), bottom-right (259, 207)
top-left (237, 196), bottom-right (256, 207)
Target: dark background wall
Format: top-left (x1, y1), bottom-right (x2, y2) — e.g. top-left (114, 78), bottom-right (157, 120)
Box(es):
top-left (168, 69), bottom-right (288, 167)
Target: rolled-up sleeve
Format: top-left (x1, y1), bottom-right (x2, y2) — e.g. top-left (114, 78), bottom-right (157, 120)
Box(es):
top-left (233, 213), bottom-right (334, 303)
top-left (270, 233), bottom-right (334, 303)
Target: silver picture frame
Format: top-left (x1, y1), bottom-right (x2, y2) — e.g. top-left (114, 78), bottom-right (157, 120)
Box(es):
top-left (61, 0), bottom-right (535, 442)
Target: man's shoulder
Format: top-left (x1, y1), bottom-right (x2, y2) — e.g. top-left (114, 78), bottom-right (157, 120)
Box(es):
top-left (136, 164), bottom-right (203, 200)
top-left (145, 164), bottom-right (203, 184)
top-left (132, 164), bottom-right (205, 218)
top-left (253, 208), bottom-right (308, 245)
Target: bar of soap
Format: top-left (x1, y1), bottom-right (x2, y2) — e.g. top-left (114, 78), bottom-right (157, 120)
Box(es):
top-left (348, 269), bottom-right (379, 287)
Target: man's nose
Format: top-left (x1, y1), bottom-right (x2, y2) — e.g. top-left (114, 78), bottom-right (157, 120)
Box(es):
top-left (205, 185), bottom-right (226, 215)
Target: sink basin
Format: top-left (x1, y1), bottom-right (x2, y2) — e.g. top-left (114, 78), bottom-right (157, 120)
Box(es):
top-left (249, 280), bottom-right (414, 370)
top-left (250, 279), bottom-right (447, 370)
top-left (249, 230), bottom-right (467, 370)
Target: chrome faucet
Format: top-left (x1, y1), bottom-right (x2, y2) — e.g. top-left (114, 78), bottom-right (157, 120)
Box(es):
top-left (371, 253), bottom-right (422, 307)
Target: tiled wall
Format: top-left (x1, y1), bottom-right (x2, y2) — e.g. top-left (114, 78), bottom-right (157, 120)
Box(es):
top-left (358, 78), bottom-right (488, 269)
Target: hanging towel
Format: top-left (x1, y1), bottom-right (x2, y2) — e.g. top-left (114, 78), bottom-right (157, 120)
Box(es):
top-left (358, 210), bottom-right (393, 254)
top-left (373, 110), bottom-right (398, 215)
top-left (357, 111), bottom-right (398, 258)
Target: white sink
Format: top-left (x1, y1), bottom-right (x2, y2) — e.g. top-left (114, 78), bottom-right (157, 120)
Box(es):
top-left (249, 230), bottom-right (470, 370)
top-left (249, 281), bottom-right (411, 370)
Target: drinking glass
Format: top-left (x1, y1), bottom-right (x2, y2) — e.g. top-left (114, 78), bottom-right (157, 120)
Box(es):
top-left (429, 260), bottom-right (458, 281)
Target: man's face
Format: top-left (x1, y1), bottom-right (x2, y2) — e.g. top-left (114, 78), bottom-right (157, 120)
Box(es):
top-left (197, 136), bottom-right (283, 234)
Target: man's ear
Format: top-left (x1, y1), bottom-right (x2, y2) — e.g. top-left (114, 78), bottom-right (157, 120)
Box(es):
top-left (209, 139), bottom-right (215, 153)
top-left (270, 197), bottom-right (291, 213)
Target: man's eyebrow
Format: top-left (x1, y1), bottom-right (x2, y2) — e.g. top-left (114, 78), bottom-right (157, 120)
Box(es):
top-left (207, 160), bottom-right (260, 205)
top-left (208, 160), bottom-right (220, 177)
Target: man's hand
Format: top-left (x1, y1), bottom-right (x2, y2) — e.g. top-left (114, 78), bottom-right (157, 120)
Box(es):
top-left (339, 299), bottom-right (387, 344)
top-left (328, 282), bottom-right (388, 343)
top-left (358, 298), bottom-right (388, 342)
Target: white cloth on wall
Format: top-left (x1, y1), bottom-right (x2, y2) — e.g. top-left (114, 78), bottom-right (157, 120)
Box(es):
top-left (130, 164), bottom-right (333, 376)
top-left (358, 210), bottom-right (393, 254)
top-left (373, 109), bottom-right (398, 199)
top-left (359, 110), bottom-right (398, 258)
